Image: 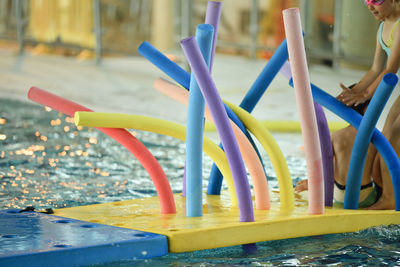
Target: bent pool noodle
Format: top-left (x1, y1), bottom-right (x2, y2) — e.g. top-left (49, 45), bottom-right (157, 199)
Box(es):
top-left (73, 112), bottom-right (239, 207)
top-left (314, 102), bottom-right (334, 206)
top-left (180, 36), bottom-right (254, 222)
top-left (283, 8), bottom-right (324, 214)
top-left (154, 78), bottom-right (270, 210)
top-left (185, 24), bottom-right (213, 217)
top-left (137, 41), bottom-right (265, 194)
top-left (205, 1), bottom-right (222, 71)
top-left (345, 74), bottom-right (398, 209)
top-left (281, 61), bottom-right (334, 206)
top-left (27, 87), bottom-right (176, 214)
top-left (290, 79), bottom-right (400, 211)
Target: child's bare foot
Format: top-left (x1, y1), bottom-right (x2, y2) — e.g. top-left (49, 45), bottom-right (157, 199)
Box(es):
top-left (294, 179), bottom-right (308, 193)
top-left (365, 194), bottom-right (395, 210)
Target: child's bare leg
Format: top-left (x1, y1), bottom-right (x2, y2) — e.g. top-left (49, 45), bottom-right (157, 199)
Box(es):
top-left (295, 125), bottom-right (359, 193)
top-left (367, 97), bottom-right (400, 209)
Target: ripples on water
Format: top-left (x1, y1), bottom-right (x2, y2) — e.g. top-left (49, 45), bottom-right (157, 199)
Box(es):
top-left (1, 98), bottom-right (400, 266)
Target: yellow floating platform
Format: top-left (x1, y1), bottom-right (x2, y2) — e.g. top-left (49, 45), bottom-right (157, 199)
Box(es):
top-left (55, 191), bottom-right (400, 253)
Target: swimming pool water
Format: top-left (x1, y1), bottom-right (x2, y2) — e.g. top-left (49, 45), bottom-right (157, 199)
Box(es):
top-left (1, 98), bottom-right (400, 266)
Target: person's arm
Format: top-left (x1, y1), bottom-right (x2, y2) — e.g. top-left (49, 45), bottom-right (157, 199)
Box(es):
top-left (338, 29), bottom-right (387, 106)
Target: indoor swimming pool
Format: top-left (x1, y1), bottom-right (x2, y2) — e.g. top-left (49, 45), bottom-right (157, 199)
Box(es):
top-left (2, 98), bottom-right (400, 266)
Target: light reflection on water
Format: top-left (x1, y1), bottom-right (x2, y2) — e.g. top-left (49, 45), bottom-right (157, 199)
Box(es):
top-left (2, 98), bottom-right (400, 266)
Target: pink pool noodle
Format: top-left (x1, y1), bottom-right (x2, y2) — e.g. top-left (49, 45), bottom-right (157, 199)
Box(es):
top-left (27, 86), bottom-right (176, 214)
top-left (154, 78), bottom-right (270, 210)
top-left (282, 8), bottom-right (324, 214)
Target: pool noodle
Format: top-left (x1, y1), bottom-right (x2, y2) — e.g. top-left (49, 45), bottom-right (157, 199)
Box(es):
top-left (281, 61), bottom-right (334, 206)
top-left (344, 73), bottom-right (398, 209)
top-left (180, 36), bottom-right (254, 222)
top-left (137, 41), bottom-right (265, 195)
top-left (154, 78), bottom-right (270, 210)
top-left (291, 79), bottom-right (400, 211)
top-left (239, 40), bottom-right (288, 113)
top-left (314, 102), bottom-right (334, 206)
top-left (138, 41), bottom-right (190, 89)
top-left (73, 112), bottom-right (239, 207)
top-left (204, 1), bottom-right (222, 71)
top-left (283, 8), bottom-right (324, 214)
top-left (27, 87), bottom-right (176, 214)
top-left (185, 24), bottom-right (213, 217)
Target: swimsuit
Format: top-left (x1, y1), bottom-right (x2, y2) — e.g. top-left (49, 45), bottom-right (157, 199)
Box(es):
top-left (333, 180), bottom-right (382, 208)
top-left (378, 19), bottom-right (400, 56)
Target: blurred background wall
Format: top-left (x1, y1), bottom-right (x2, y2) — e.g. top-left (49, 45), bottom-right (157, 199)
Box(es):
top-left (0, 0), bottom-right (377, 68)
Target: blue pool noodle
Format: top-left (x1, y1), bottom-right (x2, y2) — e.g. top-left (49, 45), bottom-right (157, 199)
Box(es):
top-left (290, 79), bottom-right (400, 211)
top-left (186, 24), bottom-right (214, 217)
top-left (208, 39), bottom-right (289, 194)
top-left (344, 74), bottom-right (398, 209)
top-left (239, 39), bottom-right (289, 113)
top-left (138, 41), bottom-right (190, 88)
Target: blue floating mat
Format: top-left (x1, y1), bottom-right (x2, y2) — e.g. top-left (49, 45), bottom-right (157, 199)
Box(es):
top-left (0, 209), bottom-right (168, 267)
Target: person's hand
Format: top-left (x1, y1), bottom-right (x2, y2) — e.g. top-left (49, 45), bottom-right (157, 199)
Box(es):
top-left (336, 83), bottom-right (369, 107)
top-left (294, 179), bottom-right (308, 193)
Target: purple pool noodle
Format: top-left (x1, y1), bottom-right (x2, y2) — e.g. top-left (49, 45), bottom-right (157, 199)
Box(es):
top-left (280, 61), bottom-right (292, 80)
top-left (205, 1), bottom-right (222, 71)
top-left (180, 36), bottom-right (254, 222)
top-left (314, 102), bottom-right (334, 206)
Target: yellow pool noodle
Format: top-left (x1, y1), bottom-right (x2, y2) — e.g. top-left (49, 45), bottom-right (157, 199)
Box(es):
top-left (74, 112), bottom-right (238, 207)
top-left (205, 120), bottom-right (348, 133)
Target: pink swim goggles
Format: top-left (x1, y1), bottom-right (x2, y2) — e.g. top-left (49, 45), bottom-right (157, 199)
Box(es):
top-left (364, 0), bottom-right (385, 6)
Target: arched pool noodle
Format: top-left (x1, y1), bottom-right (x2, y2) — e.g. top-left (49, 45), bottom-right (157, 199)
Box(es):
top-left (283, 8), bottom-right (324, 214)
top-left (204, 1), bottom-right (222, 71)
top-left (224, 100), bottom-right (294, 211)
top-left (154, 78), bottom-right (270, 210)
top-left (185, 24), bottom-right (214, 217)
top-left (73, 112), bottom-right (239, 208)
top-left (27, 87), bottom-right (176, 214)
top-left (314, 102), bottom-right (334, 207)
top-left (180, 36), bottom-right (254, 222)
top-left (137, 41), bottom-right (265, 195)
top-left (344, 74), bottom-right (398, 209)
top-left (300, 80), bottom-right (400, 211)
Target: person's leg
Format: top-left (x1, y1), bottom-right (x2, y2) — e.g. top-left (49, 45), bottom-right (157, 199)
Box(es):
top-left (331, 125), bottom-right (376, 187)
top-left (367, 96), bottom-right (400, 209)
top-left (295, 125), bottom-right (375, 193)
